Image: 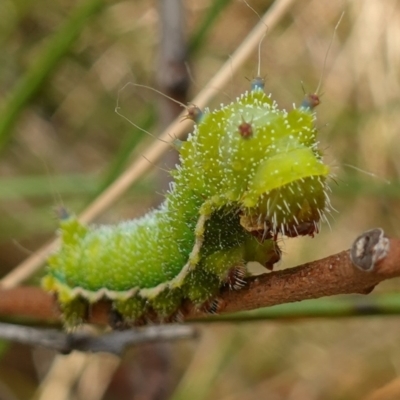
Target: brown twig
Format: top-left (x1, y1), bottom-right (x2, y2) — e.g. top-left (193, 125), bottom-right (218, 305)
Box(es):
top-left (156, 0), bottom-right (190, 199)
top-left (189, 228), bottom-right (393, 317)
top-left (0, 322), bottom-right (196, 355)
top-left (0, 229), bottom-right (397, 329)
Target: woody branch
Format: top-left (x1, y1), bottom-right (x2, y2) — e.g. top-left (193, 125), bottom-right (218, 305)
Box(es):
top-left (0, 228), bottom-right (397, 353)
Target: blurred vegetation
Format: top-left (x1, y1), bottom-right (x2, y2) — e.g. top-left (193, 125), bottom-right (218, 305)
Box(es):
top-left (1, 0), bottom-right (400, 399)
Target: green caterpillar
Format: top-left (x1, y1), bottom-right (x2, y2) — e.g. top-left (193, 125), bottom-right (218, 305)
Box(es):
top-left (42, 79), bottom-right (330, 328)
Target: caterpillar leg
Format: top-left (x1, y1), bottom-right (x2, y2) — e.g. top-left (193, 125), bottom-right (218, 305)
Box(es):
top-left (201, 297), bottom-right (225, 315)
top-left (60, 297), bottom-right (89, 329)
top-left (224, 265), bottom-right (247, 290)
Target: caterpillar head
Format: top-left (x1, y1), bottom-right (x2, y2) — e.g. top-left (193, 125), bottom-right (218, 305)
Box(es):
top-left (179, 83), bottom-right (330, 239)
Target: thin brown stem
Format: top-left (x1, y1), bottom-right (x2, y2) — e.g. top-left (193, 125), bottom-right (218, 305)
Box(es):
top-left (0, 230), bottom-right (398, 328)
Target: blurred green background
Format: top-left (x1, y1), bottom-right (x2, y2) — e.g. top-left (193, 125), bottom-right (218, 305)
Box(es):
top-left (1, 0), bottom-right (400, 399)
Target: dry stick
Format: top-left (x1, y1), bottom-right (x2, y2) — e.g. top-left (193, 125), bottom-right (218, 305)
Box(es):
top-left (190, 228), bottom-right (394, 318)
top-left (0, 322), bottom-right (196, 355)
top-left (0, 229), bottom-right (397, 329)
top-left (0, 0), bottom-right (296, 290)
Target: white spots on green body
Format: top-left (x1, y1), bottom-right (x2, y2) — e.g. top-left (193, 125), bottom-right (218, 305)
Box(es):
top-left (43, 88), bottom-right (332, 327)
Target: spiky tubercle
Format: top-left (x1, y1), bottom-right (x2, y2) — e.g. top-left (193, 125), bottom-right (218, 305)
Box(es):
top-left (43, 88), bottom-right (331, 327)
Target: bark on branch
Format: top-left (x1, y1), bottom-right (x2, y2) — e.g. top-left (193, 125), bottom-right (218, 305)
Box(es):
top-left (0, 228), bottom-right (398, 352)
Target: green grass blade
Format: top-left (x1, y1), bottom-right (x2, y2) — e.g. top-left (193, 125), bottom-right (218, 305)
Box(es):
top-left (0, 0), bottom-right (105, 151)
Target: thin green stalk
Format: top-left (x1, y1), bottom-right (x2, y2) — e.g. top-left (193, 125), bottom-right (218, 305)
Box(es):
top-left (188, 0), bottom-right (233, 55)
top-left (0, 174), bottom-right (100, 200)
top-left (194, 294), bottom-right (400, 323)
top-left (335, 176), bottom-right (400, 197)
top-left (0, 0), bottom-right (105, 151)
